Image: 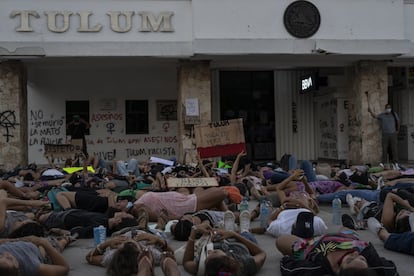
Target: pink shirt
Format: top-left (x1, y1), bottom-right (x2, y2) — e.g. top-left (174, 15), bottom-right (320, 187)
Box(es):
top-left (134, 191), bottom-right (197, 219)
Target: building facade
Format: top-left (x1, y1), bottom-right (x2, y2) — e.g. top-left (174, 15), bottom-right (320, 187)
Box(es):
top-left (1, 0), bottom-right (414, 170)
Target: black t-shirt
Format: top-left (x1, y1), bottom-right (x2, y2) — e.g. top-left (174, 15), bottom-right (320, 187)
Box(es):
top-left (68, 122), bottom-right (88, 139)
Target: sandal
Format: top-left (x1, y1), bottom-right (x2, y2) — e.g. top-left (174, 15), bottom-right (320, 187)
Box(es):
top-left (136, 208), bottom-right (149, 229)
top-left (137, 248), bottom-right (154, 272)
top-left (156, 209), bottom-right (169, 230)
top-left (160, 251), bottom-right (176, 272)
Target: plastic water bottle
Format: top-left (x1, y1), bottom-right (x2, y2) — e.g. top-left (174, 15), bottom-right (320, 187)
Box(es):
top-left (93, 225), bottom-right (107, 246)
top-left (260, 198), bottom-right (269, 229)
top-left (239, 197), bottom-right (249, 212)
top-left (332, 196), bottom-right (342, 225)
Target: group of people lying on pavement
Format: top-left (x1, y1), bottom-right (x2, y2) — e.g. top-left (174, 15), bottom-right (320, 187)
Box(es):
top-left (0, 150), bottom-right (413, 276)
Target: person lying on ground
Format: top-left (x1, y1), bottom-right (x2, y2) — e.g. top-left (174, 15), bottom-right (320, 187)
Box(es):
top-left (129, 187), bottom-right (230, 230)
top-left (105, 241), bottom-right (179, 276)
top-left (367, 216), bottom-right (414, 256)
top-left (275, 169), bottom-right (319, 214)
top-left (54, 188), bottom-right (120, 213)
top-left (342, 188), bottom-right (414, 232)
top-left (0, 235), bottom-right (70, 276)
top-left (0, 179), bottom-right (40, 200)
top-left (265, 160), bottom-right (359, 200)
top-left (170, 208), bottom-right (258, 241)
top-left (86, 209), bottom-right (178, 276)
top-left (276, 229), bottom-right (398, 276)
top-left (0, 190), bottom-right (50, 238)
top-left (182, 222), bottom-right (266, 276)
top-left (265, 203), bottom-right (327, 237)
top-left (379, 191), bottom-right (414, 233)
top-left (316, 182), bottom-right (414, 204)
top-left (36, 206), bottom-right (141, 239)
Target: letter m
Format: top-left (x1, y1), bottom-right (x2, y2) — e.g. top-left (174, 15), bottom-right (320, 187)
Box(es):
top-left (139, 12), bottom-right (174, 32)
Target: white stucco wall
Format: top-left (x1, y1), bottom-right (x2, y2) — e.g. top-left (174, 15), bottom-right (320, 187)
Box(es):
top-left (193, 0), bottom-right (408, 55)
top-left (0, 0), bottom-right (193, 56)
top-left (194, 0), bottom-right (405, 40)
top-left (27, 60), bottom-right (179, 165)
top-left (0, 0), bottom-right (411, 57)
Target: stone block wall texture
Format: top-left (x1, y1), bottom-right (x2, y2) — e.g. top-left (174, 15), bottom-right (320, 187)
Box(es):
top-left (0, 62), bottom-right (27, 171)
top-left (347, 61), bottom-right (388, 165)
top-left (177, 60), bottom-right (211, 165)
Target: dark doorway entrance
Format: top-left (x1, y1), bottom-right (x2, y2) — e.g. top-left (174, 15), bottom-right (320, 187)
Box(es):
top-left (219, 71), bottom-right (275, 161)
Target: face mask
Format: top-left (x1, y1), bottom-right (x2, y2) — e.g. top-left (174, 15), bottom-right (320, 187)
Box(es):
top-left (385, 108), bottom-right (392, 113)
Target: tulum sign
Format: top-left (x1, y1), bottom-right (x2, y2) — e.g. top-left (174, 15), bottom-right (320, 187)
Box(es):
top-left (10, 10), bottom-right (174, 33)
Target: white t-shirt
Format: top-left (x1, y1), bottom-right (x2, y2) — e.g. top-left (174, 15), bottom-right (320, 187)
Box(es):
top-left (266, 208), bottom-right (327, 237)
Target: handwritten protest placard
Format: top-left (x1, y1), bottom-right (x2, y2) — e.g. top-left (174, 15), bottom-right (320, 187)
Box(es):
top-left (44, 144), bottom-right (76, 158)
top-left (166, 177), bottom-right (219, 188)
top-left (194, 118), bottom-right (246, 158)
top-left (44, 139), bottom-right (83, 159)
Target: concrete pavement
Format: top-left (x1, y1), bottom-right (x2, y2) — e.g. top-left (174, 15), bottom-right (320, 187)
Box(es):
top-left (63, 202), bottom-right (412, 276)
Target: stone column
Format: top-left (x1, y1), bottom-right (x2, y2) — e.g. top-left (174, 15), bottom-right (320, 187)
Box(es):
top-left (0, 61), bottom-right (27, 171)
top-left (347, 61), bottom-right (388, 165)
top-left (177, 60), bottom-right (211, 165)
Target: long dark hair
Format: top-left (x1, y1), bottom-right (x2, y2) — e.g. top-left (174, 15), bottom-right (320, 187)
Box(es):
top-left (0, 263), bottom-right (20, 276)
top-left (9, 221), bottom-right (45, 238)
top-left (395, 215), bottom-right (410, 233)
top-left (338, 267), bottom-right (378, 276)
top-left (205, 255), bottom-right (242, 276)
top-left (106, 242), bottom-right (140, 276)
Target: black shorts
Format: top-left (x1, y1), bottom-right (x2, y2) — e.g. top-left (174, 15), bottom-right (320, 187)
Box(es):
top-left (75, 191), bottom-right (108, 213)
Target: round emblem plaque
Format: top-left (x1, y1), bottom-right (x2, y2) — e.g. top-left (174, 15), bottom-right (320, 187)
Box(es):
top-left (283, 1), bottom-right (321, 38)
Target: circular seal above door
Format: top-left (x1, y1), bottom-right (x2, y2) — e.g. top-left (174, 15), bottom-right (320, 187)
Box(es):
top-left (283, 1), bottom-right (321, 38)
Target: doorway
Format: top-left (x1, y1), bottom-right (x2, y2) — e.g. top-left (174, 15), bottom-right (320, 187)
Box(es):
top-left (219, 71), bottom-right (275, 161)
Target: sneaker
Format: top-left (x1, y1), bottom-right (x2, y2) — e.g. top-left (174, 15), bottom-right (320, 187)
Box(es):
top-left (346, 194), bottom-right (356, 215)
top-left (398, 164), bottom-right (407, 171)
top-left (224, 211), bottom-right (236, 231)
top-left (377, 176), bottom-right (384, 190)
top-left (239, 210), bottom-right (250, 233)
top-left (367, 217), bottom-right (383, 236)
top-left (368, 174), bottom-right (378, 183)
top-left (409, 213), bottom-right (414, 232)
top-left (70, 226), bottom-right (85, 239)
top-left (341, 214), bottom-right (357, 230)
top-left (291, 212), bottom-right (314, 239)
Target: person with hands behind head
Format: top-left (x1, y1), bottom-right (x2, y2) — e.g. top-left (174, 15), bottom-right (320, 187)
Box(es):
top-left (183, 222), bottom-right (266, 276)
top-left (276, 169), bottom-right (319, 214)
top-left (264, 169), bottom-right (328, 238)
top-left (86, 213), bottom-right (180, 276)
top-left (0, 235), bottom-right (70, 276)
top-left (67, 114), bottom-right (91, 157)
top-left (276, 229), bottom-right (398, 276)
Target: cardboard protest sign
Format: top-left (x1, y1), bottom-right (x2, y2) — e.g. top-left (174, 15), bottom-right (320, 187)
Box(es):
top-left (70, 139), bottom-right (83, 153)
top-left (166, 177), bottom-right (219, 188)
top-left (44, 139), bottom-right (83, 159)
top-left (44, 144), bottom-right (78, 158)
top-left (194, 118), bottom-right (246, 158)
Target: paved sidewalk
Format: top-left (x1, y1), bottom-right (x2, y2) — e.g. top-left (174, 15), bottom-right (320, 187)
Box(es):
top-left (63, 202), bottom-right (412, 276)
